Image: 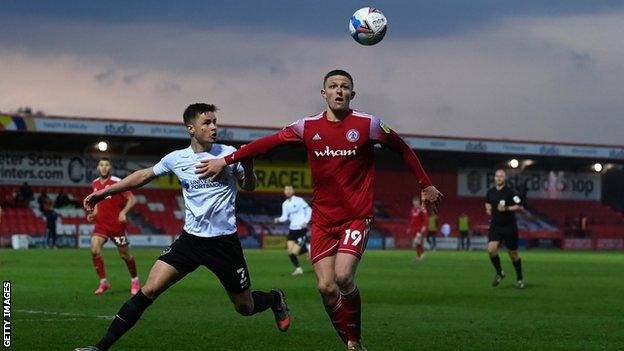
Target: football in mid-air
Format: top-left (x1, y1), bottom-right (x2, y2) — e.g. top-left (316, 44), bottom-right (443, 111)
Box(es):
top-left (349, 7), bottom-right (388, 46)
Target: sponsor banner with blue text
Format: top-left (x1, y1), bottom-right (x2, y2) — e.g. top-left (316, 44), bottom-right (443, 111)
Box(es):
top-left (458, 168), bottom-right (601, 200)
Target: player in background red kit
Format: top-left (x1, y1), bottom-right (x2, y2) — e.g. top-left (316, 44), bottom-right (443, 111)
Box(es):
top-left (408, 196), bottom-right (429, 261)
top-left (195, 70), bottom-right (442, 351)
top-left (88, 158), bottom-right (139, 296)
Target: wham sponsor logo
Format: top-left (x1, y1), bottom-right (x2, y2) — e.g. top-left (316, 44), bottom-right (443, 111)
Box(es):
top-left (313, 146), bottom-right (357, 157)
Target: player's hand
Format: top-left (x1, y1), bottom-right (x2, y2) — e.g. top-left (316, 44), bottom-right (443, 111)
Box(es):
top-left (274, 217), bottom-right (279, 223)
top-left (84, 191), bottom-right (105, 213)
top-left (118, 212), bottom-right (127, 223)
top-left (497, 204), bottom-right (506, 212)
top-left (196, 158), bottom-right (227, 181)
top-left (421, 185), bottom-right (443, 214)
top-left (86, 213), bottom-right (96, 222)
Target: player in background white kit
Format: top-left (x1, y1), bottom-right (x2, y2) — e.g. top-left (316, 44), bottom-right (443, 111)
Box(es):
top-left (274, 185), bottom-right (312, 276)
top-left (75, 104), bottom-right (290, 351)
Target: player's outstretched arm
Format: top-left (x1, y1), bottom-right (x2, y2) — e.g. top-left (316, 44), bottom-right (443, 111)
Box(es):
top-left (196, 131), bottom-right (295, 180)
top-left (380, 128), bottom-right (443, 213)
top-left (84, 167), bottom-right (157, 212)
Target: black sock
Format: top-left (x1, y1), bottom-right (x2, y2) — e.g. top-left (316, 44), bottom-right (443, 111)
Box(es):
top-left (250, 290), bottom-right (279, 315)
top-left (289, 254), bottom-right (300, 268)
top-left (490, 255), bottom-right (502, 275)
top-left (299, 245), bottom-right (308, 255)
top-left (513, 258), bottom-right (523, 281)
top-left (96, 290), bottom-right (153, 351)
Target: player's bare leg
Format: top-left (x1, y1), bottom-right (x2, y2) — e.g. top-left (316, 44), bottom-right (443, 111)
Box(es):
top-left (76, 260), bottom-right (186, 351)
top-left (508, 250), bottom-right (524, 289)
top-left (287, 240), bottom-right (303, 275)
top-left (141, 260), bottom-right (186, 299)
top-left (227, 288), bottom-right (290, 331)
top-left (488, 241), bottom-right (505, 286)
top-left (117, 245), bottom-right (140, 295)
top-left (90, 235), bottom-right (110, 295)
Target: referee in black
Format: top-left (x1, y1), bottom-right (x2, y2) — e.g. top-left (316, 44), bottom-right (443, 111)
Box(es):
top-left (485, 169), bottom-right (525, 289)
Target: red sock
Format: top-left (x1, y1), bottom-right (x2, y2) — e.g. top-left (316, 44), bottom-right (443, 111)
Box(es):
top-left (124, 256), bottom-right (137, 278)
top-left (92, 255), bottom-right (106, 279)
top-left (323, 295), bottom-right (348, 345)
top-left (341, 287), bottom-right (362, 344)
top-left (416, 245), bottom-right (424, 256)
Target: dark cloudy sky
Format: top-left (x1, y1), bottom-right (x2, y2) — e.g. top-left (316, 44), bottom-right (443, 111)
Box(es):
top-left (1, 1), bottom-right (623, 145)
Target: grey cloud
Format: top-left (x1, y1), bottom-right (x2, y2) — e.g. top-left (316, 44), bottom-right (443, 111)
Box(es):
top-left (157, 81), bottom-right (181, 93)
top-left (123, 72), bottom-right (144, 85)
top-left (94, 69), bottom-right (115, 85)
top-left (569, 51), bottom-right (593, 70)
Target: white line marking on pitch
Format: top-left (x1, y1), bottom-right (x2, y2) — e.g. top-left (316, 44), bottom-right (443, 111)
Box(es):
top-left (15, 309), bottom-right (114, 320)
top-left (17, 318), bottom-right (84, 322)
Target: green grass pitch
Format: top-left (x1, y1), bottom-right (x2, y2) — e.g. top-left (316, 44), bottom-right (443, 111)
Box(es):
top-left (1, 248), bottom-right (622, 350)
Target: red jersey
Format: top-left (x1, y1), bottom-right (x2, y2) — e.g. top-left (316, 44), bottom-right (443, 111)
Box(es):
top-left (409, 206), bottom-right (428, 234)
top-left (91, 176), bottom-right (132, 232)
top-left (225, 109), bottom-right (432, 226)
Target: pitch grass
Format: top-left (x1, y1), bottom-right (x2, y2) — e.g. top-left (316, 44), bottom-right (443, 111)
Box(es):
top-left (1, 249), bottom-right (623, 351)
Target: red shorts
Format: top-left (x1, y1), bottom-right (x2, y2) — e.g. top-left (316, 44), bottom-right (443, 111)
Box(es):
top-left (310, 218), bottom-right (372, 264)
top-left (93, 224), bottom-right (129, 247)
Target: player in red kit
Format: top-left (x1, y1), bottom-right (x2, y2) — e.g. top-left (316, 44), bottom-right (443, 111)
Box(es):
top-left (195, 70), bottom-right (442, 350)
top-left (88, 158), bottom-right (139, 296)
top-left (408, 196), bottom-right (429, 261)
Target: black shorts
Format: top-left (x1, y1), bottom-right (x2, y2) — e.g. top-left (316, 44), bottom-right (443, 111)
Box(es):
top-left (488, 226), bottom-right (519, 250)
top-left (158, 232), bottom-right (251, 294)
top-left (287, 229), bottom-right (308, 248)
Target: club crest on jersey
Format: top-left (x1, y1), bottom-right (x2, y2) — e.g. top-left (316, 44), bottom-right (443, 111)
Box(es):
top-left (346, 129), bottom-right (360, 142)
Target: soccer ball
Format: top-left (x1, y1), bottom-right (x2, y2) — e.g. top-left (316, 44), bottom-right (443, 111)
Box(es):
top-left (349, 7), bottom-right (388, 46)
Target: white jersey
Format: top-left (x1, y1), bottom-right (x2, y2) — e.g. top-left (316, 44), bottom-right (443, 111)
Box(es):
top-left (153, 144), bottom-right (245, 238)
top-left (276, 195), bottom-right (312, 230)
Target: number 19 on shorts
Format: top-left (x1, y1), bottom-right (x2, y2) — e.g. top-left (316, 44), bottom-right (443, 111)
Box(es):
top-left (343, 229), bottom-right (363, 246)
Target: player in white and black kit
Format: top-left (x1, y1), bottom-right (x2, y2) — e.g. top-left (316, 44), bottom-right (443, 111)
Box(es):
top-left (485, 169), bottom-right (525, 289)
top-left (274, 185), bottom-right (312, 276)
top-left (75, 104), bottom-right (290, 351)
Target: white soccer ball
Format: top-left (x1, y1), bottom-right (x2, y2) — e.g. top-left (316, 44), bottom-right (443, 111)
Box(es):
top-left (349, 7), bottom-right (388, 46)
